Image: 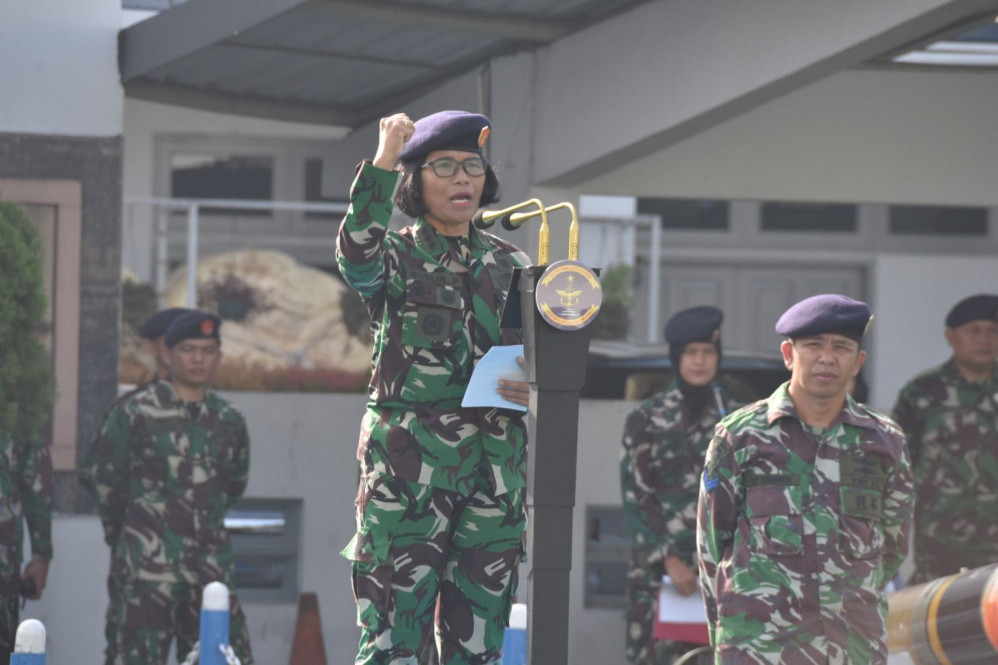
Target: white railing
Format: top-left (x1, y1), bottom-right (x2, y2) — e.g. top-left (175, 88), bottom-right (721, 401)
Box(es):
top-left (123, 197), bottom-right (350, 308)
top-left (123, 197), bottom-right (662, 340)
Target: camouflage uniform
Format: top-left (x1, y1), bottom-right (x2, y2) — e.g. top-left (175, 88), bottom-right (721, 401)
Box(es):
top-left (891, 359), bottom-right (998, 583)
top-left (620, 381), bottom-right (740, 665)
top-left (336, 161), bottom-right (529, 664)
top-left (0, 433), bottom-right (52, 660)
top-left (697, 383), bottom-right (913, 664)
top-left (84, 381), bottom-right (253, 665)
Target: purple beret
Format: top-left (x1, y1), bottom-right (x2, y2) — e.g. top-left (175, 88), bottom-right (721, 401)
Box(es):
top-left (775, 294), bottom-right (872, 341)
top-left (945, 294), bottom-right (998, 328)
top-left (399, 110), bottom-right (491, 162)
top-left (664, 306), bottom-right (723, 345)
top-left (164, 311), bottom-right (222, 347)
top-left (138, 308), bottom-right (190, 340)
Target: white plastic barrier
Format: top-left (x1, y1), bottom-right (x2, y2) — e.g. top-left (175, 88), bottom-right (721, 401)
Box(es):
top-left (181, 582), bottom-right (241, 665)
top-left (501, 603), bottom-right (527, 665)
top-left (11, 619), bottom-right (45, 665)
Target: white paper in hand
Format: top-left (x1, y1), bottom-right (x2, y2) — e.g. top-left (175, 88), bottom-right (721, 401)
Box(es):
top-left (461, 344), bottom-right (527, 411)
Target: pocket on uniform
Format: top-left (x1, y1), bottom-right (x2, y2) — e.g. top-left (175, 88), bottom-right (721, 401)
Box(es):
top-left (839, 515), bottom-right (884, 560)
top-left (346, 526), bottom-right (394, 631)
top-left (746, 485), bottom-right (803, 556)
top-left (839, 486), bottom-right (884, 560)
top-left (400, 274), bottom-right (463, 350)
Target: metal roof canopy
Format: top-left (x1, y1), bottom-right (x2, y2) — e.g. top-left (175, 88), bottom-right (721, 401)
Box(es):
top-left (120, 0), bottom-right (652, 128)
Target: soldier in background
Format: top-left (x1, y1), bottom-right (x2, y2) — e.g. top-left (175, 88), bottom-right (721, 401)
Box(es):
top-left (698, 295), bottom-right (913, 664)
top-left (86, 311), bottom-right (253, 665)
top-left (0, 434), bottom-right (52, 663)
top-left (137, 307), bottom-right (190, 382)
top-left (891, 293), bottom-right (998, 583)
top-left (336, 110), bottom-right (531, 664)
top-left (80, 307), bottom-right (189, 493)
top-left (620, 306), bottom-right (740, 665)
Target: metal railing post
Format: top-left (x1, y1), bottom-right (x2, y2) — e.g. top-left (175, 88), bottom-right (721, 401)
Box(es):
top-left (186, 204), bottom-right (199, 308)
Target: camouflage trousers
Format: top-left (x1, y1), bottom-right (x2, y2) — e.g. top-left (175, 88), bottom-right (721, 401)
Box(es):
top-left (343, 469), bottom-right (525, 665)
top-left (104, 577), bottom-right (254, 665)
top-left (0, 580), bottom-right (18, 665)
top-left (625, 557), bottom-right (706, 665)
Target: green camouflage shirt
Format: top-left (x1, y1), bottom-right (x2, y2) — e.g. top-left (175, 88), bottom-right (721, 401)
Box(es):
top-left (335, 162), bottom-right (530, 496)
top-left (891, 358), bottom-right (998, 581)
top-left (697, 383), bottom-right (913, 664)
top-left (85, 381), bottom-right (249, 584)
top-left (620, 381), bottom-right (741, 567)
top-left (0, 433), bottom-right (52, 586)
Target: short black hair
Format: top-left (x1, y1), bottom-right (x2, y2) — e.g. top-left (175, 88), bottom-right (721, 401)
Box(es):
top-left (393, 157), bottom-right (501, 219)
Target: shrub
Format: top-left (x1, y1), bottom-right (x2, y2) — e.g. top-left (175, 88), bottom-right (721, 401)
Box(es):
top-left (0, 202), bottom-right (56, 439)
top-left (211, 359), bottom-right (369, 393)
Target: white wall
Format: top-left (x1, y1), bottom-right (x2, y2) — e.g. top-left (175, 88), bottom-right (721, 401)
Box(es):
top-left (0, 0), bottom-right (122, 136)
top-left (869, 255), bottom-right (998, 412)
top-left (583, 68), bottom-right (998, 206)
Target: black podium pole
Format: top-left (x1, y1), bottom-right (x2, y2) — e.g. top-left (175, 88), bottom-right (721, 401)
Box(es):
top-left (512, 265), bottom-right (596, 665)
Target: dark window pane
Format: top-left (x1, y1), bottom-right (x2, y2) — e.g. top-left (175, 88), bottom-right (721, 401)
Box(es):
top-left (889, 206), bottom-right (988, 235)
top-left (304, 158), bottom-right (346, 221)
top-left (761, 203), bottom-right (856, 232)
top-left (636, 198), bottom-right (729, 230)
top-left (170, 153), bottom-right (273, 216)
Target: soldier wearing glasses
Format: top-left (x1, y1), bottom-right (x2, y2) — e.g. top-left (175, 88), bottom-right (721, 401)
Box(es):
top-left (336, 110), bottom-right (531, 664)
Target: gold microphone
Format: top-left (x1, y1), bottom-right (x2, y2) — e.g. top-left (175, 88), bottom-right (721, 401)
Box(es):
top-left (472, 199), bottom-right (551, 264)
top-left (503, 202), bottom-right (579, 262)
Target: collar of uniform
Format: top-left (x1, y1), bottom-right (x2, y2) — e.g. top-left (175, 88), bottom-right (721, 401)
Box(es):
top-left (152, 380), bottom-right (214, 411)
top-left (764, 381), bottom-right (877, 430)
top-left (413, 217), bottom-right (488, 258)
top-left (942, 356), bottom-right (998, 387)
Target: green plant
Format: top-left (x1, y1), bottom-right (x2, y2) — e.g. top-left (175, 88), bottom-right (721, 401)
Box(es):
top-left (0, 202), bottom-right (56, 439)
top-left (591, 263), bottom-right (635, 340)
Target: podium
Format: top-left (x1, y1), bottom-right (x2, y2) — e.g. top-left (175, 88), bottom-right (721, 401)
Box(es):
top-left (502, 259), bottom-right (601, 665)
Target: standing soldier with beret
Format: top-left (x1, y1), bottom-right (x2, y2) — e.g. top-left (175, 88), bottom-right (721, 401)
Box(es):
top-left (620, 306), bottom-right (741, 665)
top-left (80, 307), bottom-right (189, 493)
top-left (336, 110), bottom-right (531, 664)
top-left (891, 293), bottom-right (998, 583)
top-left (87, 311), bottom-right (253, 665)
top-left (697, 294), bottom-right (914, 664)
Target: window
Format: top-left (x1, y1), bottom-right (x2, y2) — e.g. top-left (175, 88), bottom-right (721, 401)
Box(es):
top-left (170, 153), bottom-right (274, 216)
top-left (303, 158), bottom-right (345, 221)
top-left (761, 203), bottom-right (857, 232)
top-left (583, 506), bottom-right (630, 608)
top-left (226, 498), bottom-right (302, 603)
top-left (889, 205), bottom-right (988, 235)
top-left (636, 198), bottom-right (729, 230)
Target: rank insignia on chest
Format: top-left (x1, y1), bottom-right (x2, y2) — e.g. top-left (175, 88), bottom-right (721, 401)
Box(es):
top-left (840, 454), bottom-right (886, 492)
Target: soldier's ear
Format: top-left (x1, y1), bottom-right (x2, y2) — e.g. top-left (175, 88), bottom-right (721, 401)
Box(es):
top-left (779, 339), bottom-right (795, 371)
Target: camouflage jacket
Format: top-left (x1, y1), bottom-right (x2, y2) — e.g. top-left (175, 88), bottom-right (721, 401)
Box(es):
top-left (335, 162), bottom-right (530, 496)
top-left (697, 383), bottom-right (913, 664)
top-left (891, 358), bottom-right (998, 580)
top-left (86, 381), bottom-right (250, 584)
top-left (620, 381), bottom-right (741, 568)
top-left (0, 433), bottom-right (52, 589)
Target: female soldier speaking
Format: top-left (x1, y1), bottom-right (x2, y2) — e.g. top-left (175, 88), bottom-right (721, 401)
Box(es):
top-left (336, 110), bottom-right (531, 665)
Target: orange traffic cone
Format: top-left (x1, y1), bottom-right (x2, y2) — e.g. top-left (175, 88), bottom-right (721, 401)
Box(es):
top-left (288, 592), bottom-right (327, 665)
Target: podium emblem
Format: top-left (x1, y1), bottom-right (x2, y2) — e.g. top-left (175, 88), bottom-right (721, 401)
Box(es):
top-left (535, 260), bottom-right (602, 331)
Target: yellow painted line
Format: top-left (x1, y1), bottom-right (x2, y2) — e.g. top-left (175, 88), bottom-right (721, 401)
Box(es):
top-left (927, 575), bottom-right (957, 665)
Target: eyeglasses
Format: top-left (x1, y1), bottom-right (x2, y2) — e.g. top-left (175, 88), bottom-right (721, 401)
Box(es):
top-left (421, 156), bottom-right (487, 178)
